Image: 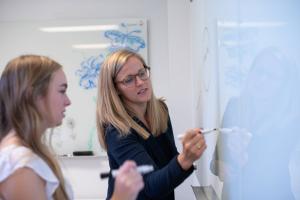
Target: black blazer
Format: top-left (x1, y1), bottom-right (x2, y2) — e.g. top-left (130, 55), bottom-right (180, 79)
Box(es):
top-left (105, 117), bottom-right (194, 200)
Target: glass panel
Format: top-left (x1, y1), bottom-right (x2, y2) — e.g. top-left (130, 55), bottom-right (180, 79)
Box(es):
top-left (214, 0), bottom-right (300, 199)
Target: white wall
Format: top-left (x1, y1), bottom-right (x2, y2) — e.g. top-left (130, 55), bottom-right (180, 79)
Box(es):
top-left (59, 156), bottom-right (109, 200)
top-left (166, 0), bottom-right (196, 200)
top-left (0, 0), bottom-right (170, 98)
top-left (189, 0), bottom-right (223, 197)
top-left (0, 0), bottom-right (196, 199)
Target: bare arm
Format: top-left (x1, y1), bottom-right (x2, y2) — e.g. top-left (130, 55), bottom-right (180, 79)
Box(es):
top-left (0, 167), bottom-right (48, 200)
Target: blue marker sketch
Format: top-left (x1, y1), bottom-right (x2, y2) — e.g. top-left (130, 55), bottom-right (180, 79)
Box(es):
top-left (87, 126), bottom-right (96, 151)
top-left (71, 20), bottom-right (147, 156)
top-left (75, 54), bottom-right (104, 89)
top-left (104, 22), bottom-right (146, 53)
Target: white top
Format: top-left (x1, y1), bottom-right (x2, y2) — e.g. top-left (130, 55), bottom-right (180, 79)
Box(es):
top-left (0, 144), bottom-right (73, 200)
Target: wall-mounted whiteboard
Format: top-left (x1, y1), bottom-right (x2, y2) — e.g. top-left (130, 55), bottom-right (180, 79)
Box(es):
top-left (191, 0), bottom-right (300, 199)
top-left (0, 18), bottom-right (148, 156)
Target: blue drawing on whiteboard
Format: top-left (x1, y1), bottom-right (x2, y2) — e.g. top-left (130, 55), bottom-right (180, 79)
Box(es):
top-left (76, 54), bottom-right (104, 89)
top-left (104, 23), bottom-right (146, 52)
top-left (87, 126), bottom-right (96, 151)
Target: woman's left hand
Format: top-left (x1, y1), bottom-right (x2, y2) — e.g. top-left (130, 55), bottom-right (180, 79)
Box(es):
top-left (177, 128), bottom-right (207, 170)
top-left (111, 160), bottom-right (144, 200)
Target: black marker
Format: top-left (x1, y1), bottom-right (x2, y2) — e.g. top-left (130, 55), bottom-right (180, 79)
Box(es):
top-left (73, 151), bottom-right (94, 156)
top-left (100, 165), bottom-right (154, 179)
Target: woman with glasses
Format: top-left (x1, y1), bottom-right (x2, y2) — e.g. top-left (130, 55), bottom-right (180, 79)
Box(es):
top-left (97, 49), bottom-right (207, 200)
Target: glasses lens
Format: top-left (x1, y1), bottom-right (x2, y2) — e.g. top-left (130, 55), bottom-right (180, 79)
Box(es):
top-left (120, 67), bottom-right (149, 87)
top-left (123, 76), bottom-right (135, 86)
top-left (138, 68), bottom-right (149, 80)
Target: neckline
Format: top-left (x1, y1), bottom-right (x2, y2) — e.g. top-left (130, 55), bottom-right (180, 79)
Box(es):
top-left (0, 131), bottom-right (23, 150)
top-left (0, 143), bottom-right (21, 153)
top-left (132, 116), bottom-right (151, 134)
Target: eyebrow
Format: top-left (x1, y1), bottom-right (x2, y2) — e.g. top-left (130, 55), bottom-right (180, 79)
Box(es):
top-left (127, 68), bottom-right (145, 76)
top-left (59, 83), bottom-right (68, 88)
top-left (115, 67), bottom-right (145, 81)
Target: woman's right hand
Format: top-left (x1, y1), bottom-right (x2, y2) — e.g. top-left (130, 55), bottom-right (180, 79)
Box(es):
top-left (177, 128), bottom-right (207, 170)
top-left (111, 160), bottom-right (144, 200)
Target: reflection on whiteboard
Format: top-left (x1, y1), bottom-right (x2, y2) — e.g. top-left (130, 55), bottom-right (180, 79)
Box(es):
top-left (214, 10), bottom-right (300, 200)
top-left (0, 18), bottom-right (148, 156)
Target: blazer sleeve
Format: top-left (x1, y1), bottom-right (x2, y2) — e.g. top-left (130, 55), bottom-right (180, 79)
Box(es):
top-left (105, 125), bottom-right (194, 199)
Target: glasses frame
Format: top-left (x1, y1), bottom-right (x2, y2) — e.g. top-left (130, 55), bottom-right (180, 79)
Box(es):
top-left (115, 65), bottom-right (151, 88)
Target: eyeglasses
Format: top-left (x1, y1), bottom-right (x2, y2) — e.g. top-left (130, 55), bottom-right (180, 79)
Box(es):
top-left (115, 66), bottom-right (150, 88)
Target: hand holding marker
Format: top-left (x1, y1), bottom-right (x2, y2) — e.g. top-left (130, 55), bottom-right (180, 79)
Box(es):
top-left (101, 128), bottom-right (231, 179)
top-left (100, 165), bottom-right (154, 179)
top-left (177, 128), bottom-right (232, 140)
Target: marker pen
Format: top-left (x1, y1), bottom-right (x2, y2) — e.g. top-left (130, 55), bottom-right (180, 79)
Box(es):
top-left (100, 165), bottom-right (154, 179)
top-left (177, 128), bottom-right (232, 140)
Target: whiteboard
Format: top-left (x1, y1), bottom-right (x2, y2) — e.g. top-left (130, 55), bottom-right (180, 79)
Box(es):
top-left (0, 18), bottom-right (148, 156)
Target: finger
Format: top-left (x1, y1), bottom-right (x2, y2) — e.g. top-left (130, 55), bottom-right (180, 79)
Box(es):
top-left (126, 171), bottom-right (144, 191)
top-left (197, 142), bottom-right (207, 152)
top-left (124, 160), bottom-right (137, 168)
top-left (194, 143), bottom-right (207, 158)
top-left (120, 160), bottom-right (138, 173)
top-left (182, 128), bottom-right (201, 141)
top-left (188, 133), bottom-right (205, 148)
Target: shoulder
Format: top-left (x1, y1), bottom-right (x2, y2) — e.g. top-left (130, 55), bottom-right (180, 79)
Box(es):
top-left (105, 124), bottom-right (144, 155)
top-left (0, 145), bottom-right (59, 199)
top-left (105, 124), bottom-right (138, 142)
top-left (0, 167), bottom-right (47, 200)
top-left (0, 145), bottom-right (35, 181)
top-left (158, 98), bottom-right (169, 111)
top-left (105, 124), bottom-right (122, 139)
top-left (105, 123), bottom-right (118, 133)
top-left (105, 123), bottom-right (138, 138)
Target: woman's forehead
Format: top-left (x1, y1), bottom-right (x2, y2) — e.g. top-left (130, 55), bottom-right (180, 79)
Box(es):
top-left (117, 57), bottom-right (144, 75)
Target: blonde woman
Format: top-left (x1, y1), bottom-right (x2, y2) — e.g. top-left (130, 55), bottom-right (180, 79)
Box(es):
top-left (97, 49), bottom-right (207, 200)
top-left (0, 55), bottom-right (144, 200)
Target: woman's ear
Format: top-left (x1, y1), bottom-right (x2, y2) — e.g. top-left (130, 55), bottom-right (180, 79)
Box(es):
top-left (35, 94), bottom-right (46, 116)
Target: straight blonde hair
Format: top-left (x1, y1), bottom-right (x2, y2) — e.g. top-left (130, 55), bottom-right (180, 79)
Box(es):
top-left (96, 49), bottom-right (169, 149)
top-left (0, 55), bottom-right (69, 200)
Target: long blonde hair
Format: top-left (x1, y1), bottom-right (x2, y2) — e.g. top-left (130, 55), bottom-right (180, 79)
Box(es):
top-left (0, 55), bottom-right (69, 200)
top-left (96, 49), bottom-right (169, 149)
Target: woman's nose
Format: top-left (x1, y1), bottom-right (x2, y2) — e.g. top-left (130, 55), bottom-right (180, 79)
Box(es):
top-left (65, 95), bottom-right (71, 106)
top-left (135, 76), bottom-right (145, 86)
